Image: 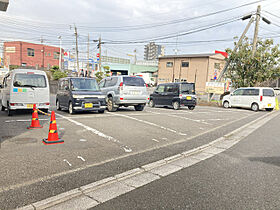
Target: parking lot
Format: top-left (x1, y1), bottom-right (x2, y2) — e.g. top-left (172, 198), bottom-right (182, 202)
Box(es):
top-left (0, 99), bottom-right (265, 193)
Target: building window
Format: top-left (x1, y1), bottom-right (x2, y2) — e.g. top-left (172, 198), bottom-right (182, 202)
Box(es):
top-left (49, 53), bottom-right (51, 56)
top-left (166, 62), bottom-right (173, 67)
top-left (54, 52), bottom-right (59, 59)
top-left (45, 52), bottom-right (48, 56)
top-left (27, 48), bottom-right (35, 57)
top-left (21, 63), bottom-right (27, 66)
top-left (181, 61), bottom-right (189, 67)
top-left (214, 63), bottom-right (221, 69)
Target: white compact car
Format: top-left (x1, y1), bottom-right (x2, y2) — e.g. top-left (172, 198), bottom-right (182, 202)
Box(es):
top-left (222, 87), bottom-right (276, 111)
top-left (0, 69), bottom-right (50, 116)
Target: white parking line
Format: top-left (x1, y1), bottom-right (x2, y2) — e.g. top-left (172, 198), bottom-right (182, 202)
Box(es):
top-left (109, 112), bottom-right (187, 136)
top-left (152, 139), bottom-right (159, 142)
top-left (63, 159), bottom-right (72, 167)
top-left (146, 110), bottom-right (211, 125)
top-left (77, 156), bottom-right (86, 162)
top-left (55, 113), bottom-right (132, 153)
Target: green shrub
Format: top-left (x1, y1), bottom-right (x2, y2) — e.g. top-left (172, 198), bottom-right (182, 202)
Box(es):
top-left (52, 70), bottom-right (67, 80)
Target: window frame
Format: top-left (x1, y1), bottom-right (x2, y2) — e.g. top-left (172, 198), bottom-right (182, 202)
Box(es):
top-left (166, 62), bottom-right (173, 68)
top-left (181, 61), bottom-right (189, 68)
top-left (27, 48), bottom-right (35, 57)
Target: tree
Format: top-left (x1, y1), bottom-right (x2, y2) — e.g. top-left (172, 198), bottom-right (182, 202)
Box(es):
top-left (94, 66), bottom-right (111, 83)
top-left (225, 37), bottom-right (280, 88)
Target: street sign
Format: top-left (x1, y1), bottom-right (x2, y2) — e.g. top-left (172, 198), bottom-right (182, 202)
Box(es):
top-left (96, 53), bottom-right (100, 58)
top-left (206, 82), bottom-right (225, 94)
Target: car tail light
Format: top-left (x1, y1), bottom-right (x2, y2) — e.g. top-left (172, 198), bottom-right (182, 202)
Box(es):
top-left (10, 103), bottom-right (15, 106)
top-left (260, 96), bottom-right (263, 101)
top-left (119, 82), bottom-right (123, 87)
top-left (179, 94), bottom-right (182, 97)
top-left (45, 102), bottom-right (50, 105)
top-left (147, 97), bottom-right (150, 100)
top-left (145, 83), bottom-right (148, 87)
top-left (120, 97), bottom-right (124, 100)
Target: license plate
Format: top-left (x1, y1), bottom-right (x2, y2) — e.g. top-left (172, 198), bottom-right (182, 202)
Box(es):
top-left (27, 104), bottom-right (33, 108)
top-left (268, 103), bottom-right (271, 107)
top-left (186, 96), bottom-right (192, 100)
top-left (130, 91), bottom-right (140, 95)
top-left (85, 103), bottom-right (93, 108)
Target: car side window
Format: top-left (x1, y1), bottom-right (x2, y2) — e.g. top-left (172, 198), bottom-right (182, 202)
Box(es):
top-left (156, 85), bottom-right (165, 93)
top-left (63, 80), bottom-right (69, 90)
top-left (59, 80), bottom-right (64, 90)
top-left (165, 85), bottom-right (176, 93)
top-left (111, 77), bottom-right (118, 86)
top-left (233, 89), bottom-right (243, 96)
top-left (104, 78), bottom-right (112, 87)
top-left (99, 79), bottom-right (105, 88)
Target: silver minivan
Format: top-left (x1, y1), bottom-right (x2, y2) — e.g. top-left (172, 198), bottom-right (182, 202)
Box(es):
top-left (99, 76), bottom-right (149, 111)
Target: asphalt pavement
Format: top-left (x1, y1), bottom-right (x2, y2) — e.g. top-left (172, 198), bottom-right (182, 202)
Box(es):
top-left (0, 95), bottom-right (272, 209)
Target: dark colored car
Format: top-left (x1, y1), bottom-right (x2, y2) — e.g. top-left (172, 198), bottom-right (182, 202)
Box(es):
top-left (56, 77), bottom-right (106, 114)
top-left (149, 82), bottom-right (196, 110)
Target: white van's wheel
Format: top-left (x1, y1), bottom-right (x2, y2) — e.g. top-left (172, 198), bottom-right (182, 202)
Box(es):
top-left (0, 101), bottom-right (5, 111)
top-left (223, 101), bottom-right (230, 109)
top-left (7, 105), bottom-right (14, 116)
top-left (251, 103), bottom-right (259, 112)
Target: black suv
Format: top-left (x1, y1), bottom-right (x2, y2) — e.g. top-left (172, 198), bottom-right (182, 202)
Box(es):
top-left (56, 77), bottom-right (106, 114)
top-left (149, 82), bottom-right (196, 110)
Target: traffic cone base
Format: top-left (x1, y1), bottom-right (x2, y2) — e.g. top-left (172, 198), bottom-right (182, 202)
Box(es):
top-left (42, 138), bottom-right (64, 145)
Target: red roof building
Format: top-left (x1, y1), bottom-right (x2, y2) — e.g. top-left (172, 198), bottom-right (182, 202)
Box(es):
top-left (3, 41), bottom-right (64, 69)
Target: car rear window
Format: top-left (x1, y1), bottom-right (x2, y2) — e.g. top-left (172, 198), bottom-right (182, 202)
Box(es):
top-left (181, 83), bottom-right (195, 94)
top-left (13, 73), bottom-right (47, 88)
top-left (123, 77), bottom-right (145, 86)
top-left (263, 89), bottom-right (274, 97)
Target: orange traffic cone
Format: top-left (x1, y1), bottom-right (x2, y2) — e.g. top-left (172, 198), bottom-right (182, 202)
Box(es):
top-left (27, 104), bottom-right (43, 129)
top-left (42, 111), bottom-right (64, 145)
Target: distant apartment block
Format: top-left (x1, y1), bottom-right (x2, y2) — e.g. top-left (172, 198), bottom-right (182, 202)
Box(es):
top-left (3, 41), bottom-right (64, 69)
top-left (144, 42), bottom-right (165, 60)
top-left (0, 0), bottom-right (9, 11)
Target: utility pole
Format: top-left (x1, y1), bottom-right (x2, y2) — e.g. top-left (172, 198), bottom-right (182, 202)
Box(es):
top-left (87, 33), bottom-right (90, 77)
top-left (58, 36), bottom-right (62, 70)
top-left (74, 25), bottom-right (80, 75)
top-left (98, 36), bottom-right (102, 71)
top-left (134, 49), bottom-right (137, 64)
top-left (252, 5), bottom-right (261, 58)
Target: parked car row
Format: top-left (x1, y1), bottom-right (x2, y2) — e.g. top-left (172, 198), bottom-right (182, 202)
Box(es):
top-left (56, 76), bottom-right (197, 114)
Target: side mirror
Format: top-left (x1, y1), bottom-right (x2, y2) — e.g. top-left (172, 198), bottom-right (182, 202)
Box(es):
top-left (65, 86), bottom-right (69, 91)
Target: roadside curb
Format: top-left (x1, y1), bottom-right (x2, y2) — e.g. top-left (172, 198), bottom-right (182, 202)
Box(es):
top-left (18, 110), bottom-right (280, 210)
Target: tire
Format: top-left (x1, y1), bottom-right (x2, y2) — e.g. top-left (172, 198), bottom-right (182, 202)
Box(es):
top-left (107, 97), bottom-right (117, 112)
top-left (188, 106), bottom-right (195, 110)
top-left (251, 103), bottom-right (259, 112)
top-left (41, 109), bottom-right (49, 114)
top-left (68, 101), bottom-right (75, 115)
top-left (265, 108), bottom-right (273, 112)
top-left (134, 104), bottom-right (145, 111)
top-left (98, 110), bottom-right (105, 113)
top-left (7, 104), bottom-right (14, 116)
top-left (149, 99), bottom-right (155, 108)
top-left (56, 100), bottom-right (61, 110)
top-left (223, 101), bottom-right (230, 109)
top-left (172, 101), bottom-right (180, 110)
top-left (0, 101), bottom-right (5, 111)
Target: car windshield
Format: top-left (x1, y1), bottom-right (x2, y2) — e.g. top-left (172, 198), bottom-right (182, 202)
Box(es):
top-left (13, 73), bottom-right (46, 88)
top-left (123, 77), bottom-right (145, 86)
top-left (181, 83), bottom-right (195, 94)
top-left (70, 78), bottom-right (100, 91)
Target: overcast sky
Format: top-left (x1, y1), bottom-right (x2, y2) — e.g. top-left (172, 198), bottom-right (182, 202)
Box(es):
top-left (1, 0), bottom-right (280, 60)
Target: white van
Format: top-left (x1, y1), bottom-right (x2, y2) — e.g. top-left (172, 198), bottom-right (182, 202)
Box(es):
top-left (0, 69), bottom-right (50, 116)
top-left (222, 87), bottom-right (276, 111)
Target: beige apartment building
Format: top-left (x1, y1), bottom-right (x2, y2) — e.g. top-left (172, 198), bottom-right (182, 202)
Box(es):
top-left (158, 53), bottom-right (226, 92)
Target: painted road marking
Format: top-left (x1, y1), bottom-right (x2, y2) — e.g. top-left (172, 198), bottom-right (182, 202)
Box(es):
top-left (63, 159), bottom-right (72, 167)
top-left (55, 113), bottom-right (132, 153)
top-left (146, 110), bottom-right (211, 125)
top-left (19, 111), bottom-right (279, 210)
top-left (79, 139), bottom-right (87, 142)
top-left (152, 139), bottom-right (159, 142)
top-left (2, 111), bottom-right (258, 195)
top-left (77, 156), bottom-right (85, 162)
top-left (109, 112), bottom-right (187, 136)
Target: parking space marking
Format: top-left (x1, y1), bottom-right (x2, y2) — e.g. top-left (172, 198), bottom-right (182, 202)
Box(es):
top-left (109, 112), bottom-right (187, 136)
top-left (77, 156), bottom-right (86, 162)
top-left (146, 110), bottom-right (211, 125)
top-left (55, 113), bottom-right (133, 153)
top-left (63, 159), bottom-right (72, 167)
top-left (152, 139), bottom-right (159, 143)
